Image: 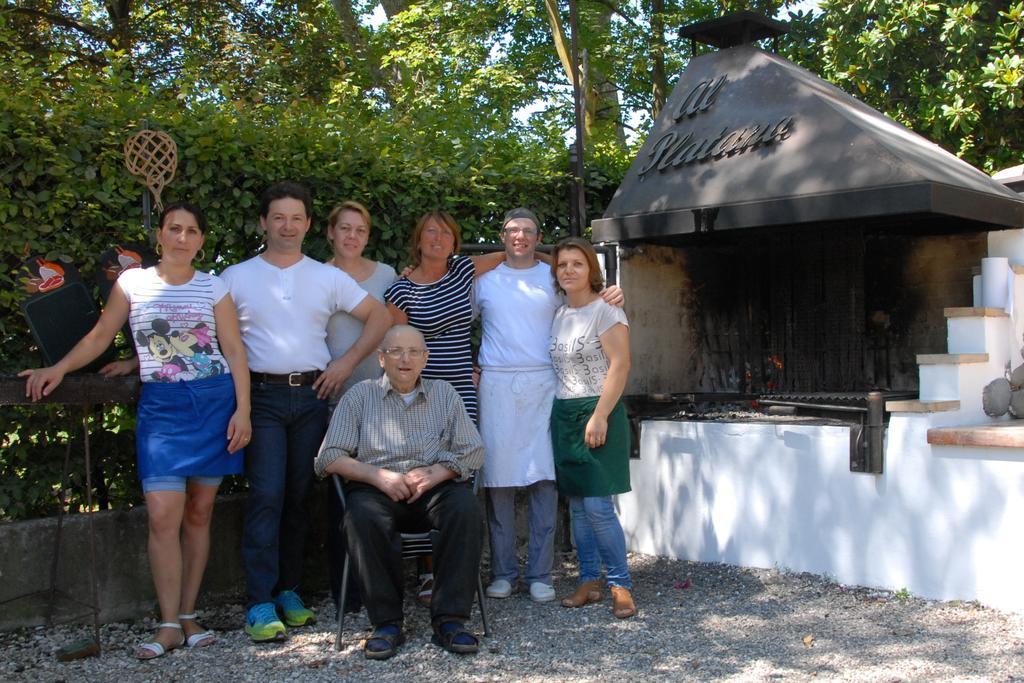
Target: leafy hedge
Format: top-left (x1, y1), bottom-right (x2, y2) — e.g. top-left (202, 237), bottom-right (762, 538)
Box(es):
top-left (0, 34), bottom-right (622, 520)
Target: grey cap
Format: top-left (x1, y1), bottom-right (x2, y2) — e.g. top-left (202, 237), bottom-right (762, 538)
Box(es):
top-left (502, 207), bottom-right (540, 230)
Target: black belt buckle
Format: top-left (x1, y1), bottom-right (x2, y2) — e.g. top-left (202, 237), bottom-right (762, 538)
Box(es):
top-left (288, 372), bottom-right (304, 387)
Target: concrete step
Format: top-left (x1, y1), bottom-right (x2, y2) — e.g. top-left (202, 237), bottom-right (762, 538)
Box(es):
top-left (886, 399), bottom-right (960, 413)
top-left (945, 308), bottom-right (1010, 355)
top-left (916, 353), bottom-right (990, 364)
top-left (928, 422), bottom-right (1024, 448)
top-left (917, 353), bottom-right (992, 402)
top-left (945, 307), bottom-right (1009, 318)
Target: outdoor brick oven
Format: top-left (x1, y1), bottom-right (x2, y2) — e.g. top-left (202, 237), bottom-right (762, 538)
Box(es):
top-left (596, 13), bottom-right (1024, 612)
top-left (595, 13), bottom-right (1023, 409)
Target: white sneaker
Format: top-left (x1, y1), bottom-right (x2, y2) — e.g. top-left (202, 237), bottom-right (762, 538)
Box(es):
top-left (529, 582), bottom-right (556, 603)
top-left (485, 579), bottom-right (513, 599)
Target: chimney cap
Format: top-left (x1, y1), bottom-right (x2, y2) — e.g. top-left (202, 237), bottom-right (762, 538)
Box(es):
top-left (680, 11), bottom-right (789, 49)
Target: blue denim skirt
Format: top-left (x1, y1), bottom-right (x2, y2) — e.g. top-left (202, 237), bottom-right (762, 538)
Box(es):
top-left (136, 373), bottom-right (244, 480)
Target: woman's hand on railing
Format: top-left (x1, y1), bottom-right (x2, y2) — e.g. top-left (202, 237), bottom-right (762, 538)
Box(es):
top-left (18, 366), bottom-right (66, 401)
top-left (99, 356), bottom-right (139, 377)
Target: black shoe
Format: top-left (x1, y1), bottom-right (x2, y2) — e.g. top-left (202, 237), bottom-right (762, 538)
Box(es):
top-left (364, 624), bottom-right (404, 660)
top-left (431, 621), bottom-right (479, 655)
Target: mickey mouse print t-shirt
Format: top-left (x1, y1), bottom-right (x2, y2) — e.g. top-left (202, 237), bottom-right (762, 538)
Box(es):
top-left (119, 266), bottom-right (230, 382)
top-left (549, 297), bottom-right (629, 400)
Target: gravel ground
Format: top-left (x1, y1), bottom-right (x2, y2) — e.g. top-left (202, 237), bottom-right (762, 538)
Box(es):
top-left (4, 552), bottom-right (1024, 682)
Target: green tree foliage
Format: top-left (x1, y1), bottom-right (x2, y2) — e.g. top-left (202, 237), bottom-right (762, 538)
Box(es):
top-left (6, 0), bottom-right (343, 104)
top-left (0, 11), bottom-right (585, 520)
top-left (327, 1), bottom-right (789, 150)
top-left (578, 0), bottom-right (784, 139)
top-left (803, 0), bottom-right (1024, 170)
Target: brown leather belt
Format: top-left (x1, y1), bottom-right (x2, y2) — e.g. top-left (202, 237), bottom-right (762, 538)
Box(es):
top-left (250, 370), bottom-right (322, 387)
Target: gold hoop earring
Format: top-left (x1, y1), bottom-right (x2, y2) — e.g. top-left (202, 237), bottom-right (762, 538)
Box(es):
top-left (195, 249), bottom-right (206, 262)
top-left (155, 243), bottom-right (162, 256)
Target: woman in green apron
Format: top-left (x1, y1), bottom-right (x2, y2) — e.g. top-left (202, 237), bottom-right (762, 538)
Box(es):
top-left (548, 237), bottom-right (636, 619)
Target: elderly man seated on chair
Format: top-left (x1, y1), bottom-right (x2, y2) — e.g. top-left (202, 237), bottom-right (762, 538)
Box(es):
top-left (314, 324), bottom-right (484, 660)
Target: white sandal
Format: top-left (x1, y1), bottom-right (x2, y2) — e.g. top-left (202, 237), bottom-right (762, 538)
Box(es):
top-left (135, 622), bottom-right (184, 660)
top-left (178, 613), bottom-right (216, 648)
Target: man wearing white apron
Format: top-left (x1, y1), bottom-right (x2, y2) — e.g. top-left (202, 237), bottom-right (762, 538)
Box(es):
top-left (477, 208), bottom-right (623, 603)
top-left (477, 208), bottom-right (560, 602)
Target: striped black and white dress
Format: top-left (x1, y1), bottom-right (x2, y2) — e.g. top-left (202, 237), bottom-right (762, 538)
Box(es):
top-left (385, 254), bottom-right (477, 422)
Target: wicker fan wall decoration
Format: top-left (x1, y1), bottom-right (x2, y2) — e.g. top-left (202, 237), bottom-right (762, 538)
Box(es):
top-left (123, 129), bottom-right (178, 212)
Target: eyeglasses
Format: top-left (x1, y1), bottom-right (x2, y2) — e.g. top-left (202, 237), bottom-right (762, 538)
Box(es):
top-left (382, 347), bottom-right (427, 359)
top-left (502, 226), bottom-right (537, 237)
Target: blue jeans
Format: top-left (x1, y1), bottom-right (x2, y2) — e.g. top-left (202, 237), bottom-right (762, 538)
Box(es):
top-left (242, 382), bottom-right (328, 606)
top-left (568, 496), bottom-right (632, 590)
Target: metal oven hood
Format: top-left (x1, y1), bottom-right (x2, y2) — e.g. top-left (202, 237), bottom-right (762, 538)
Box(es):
top-left (593, 41), bottom-right (1024, 242)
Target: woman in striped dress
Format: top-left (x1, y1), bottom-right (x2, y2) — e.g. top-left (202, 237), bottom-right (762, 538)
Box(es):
top-left (385, 210), bottom-right (503, 423)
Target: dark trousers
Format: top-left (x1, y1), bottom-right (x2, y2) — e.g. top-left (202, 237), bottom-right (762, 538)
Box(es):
top-left (242, 383), bottom-right (328, 606)
top-left (344, 479), bottom-right (482, 627)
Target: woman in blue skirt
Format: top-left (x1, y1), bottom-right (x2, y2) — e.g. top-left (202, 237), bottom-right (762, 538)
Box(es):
top-left (21, 202), bottom-right (251, 659)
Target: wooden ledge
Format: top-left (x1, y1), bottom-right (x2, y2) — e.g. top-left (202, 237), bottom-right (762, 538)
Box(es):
top-left (916, 353), bottom-right (989, 365)
top-left (887, 399), bottom-right (960, 413)
top-left (0, 374), bottom-right (139, 406)
top-left (928, 423), bottom-right (1024, 448)
top-left (943, 307), bottom-right (1008, 318)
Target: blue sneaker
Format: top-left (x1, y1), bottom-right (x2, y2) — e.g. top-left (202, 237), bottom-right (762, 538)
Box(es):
top-left (245, 602), bottom-right (286, 642)
top-left (275, 590), bottom-right (317, 627)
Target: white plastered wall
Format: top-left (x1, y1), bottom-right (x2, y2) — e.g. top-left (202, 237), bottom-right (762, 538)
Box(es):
top-left (618, 417), bottom-right (1024, 611)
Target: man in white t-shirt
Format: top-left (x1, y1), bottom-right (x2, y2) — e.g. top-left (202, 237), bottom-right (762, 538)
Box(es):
top-left (475, 208), bottom-right (564, 603)
top-left (221, 181), bottom-right (390, 642)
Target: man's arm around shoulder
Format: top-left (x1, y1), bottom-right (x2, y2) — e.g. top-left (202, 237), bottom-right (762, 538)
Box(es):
top-left (313, 294), bottom-right (391, 399)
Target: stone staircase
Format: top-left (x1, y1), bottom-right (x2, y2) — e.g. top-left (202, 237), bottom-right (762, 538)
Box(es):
top-left (888, 231), bottom-right (1024, 445)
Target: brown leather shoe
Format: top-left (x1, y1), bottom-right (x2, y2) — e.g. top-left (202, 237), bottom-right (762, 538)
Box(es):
top-left (610, 585), bottom-right (637, 619)
top-left (561, 580), bottom-right (604, 608)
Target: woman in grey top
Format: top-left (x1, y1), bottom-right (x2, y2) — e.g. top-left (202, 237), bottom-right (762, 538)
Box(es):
top-left (324, 200), bottom-right (397, 613)
top-left (325, 200), bottom-right (398, 398)
top-left (548, 237), bottom-right (636, 619)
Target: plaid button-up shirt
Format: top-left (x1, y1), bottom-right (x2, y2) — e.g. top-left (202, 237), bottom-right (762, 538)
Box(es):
top-left (314, 375), bottom-right (483, 481)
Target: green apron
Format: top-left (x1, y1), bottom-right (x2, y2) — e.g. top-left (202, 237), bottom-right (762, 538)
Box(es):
top-left (550, 397), bottom-right (631, 497)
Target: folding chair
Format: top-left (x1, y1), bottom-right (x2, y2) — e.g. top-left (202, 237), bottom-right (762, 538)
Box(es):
top-left (330, 474), bottom-right (491, 650)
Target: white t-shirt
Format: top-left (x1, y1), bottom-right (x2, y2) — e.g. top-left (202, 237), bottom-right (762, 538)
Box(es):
top-left (476, 262), bottom-right (560, 369)
top-left (221, 255), bottom-right (368, 374)
top-left (549, 298), bottom-right (629, 400)
top-left (120, 267), bottom-right (230, 383)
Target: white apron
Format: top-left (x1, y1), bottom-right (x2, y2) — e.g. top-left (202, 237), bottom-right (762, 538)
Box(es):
top-left (479, 366), bottom-right (557, 487)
